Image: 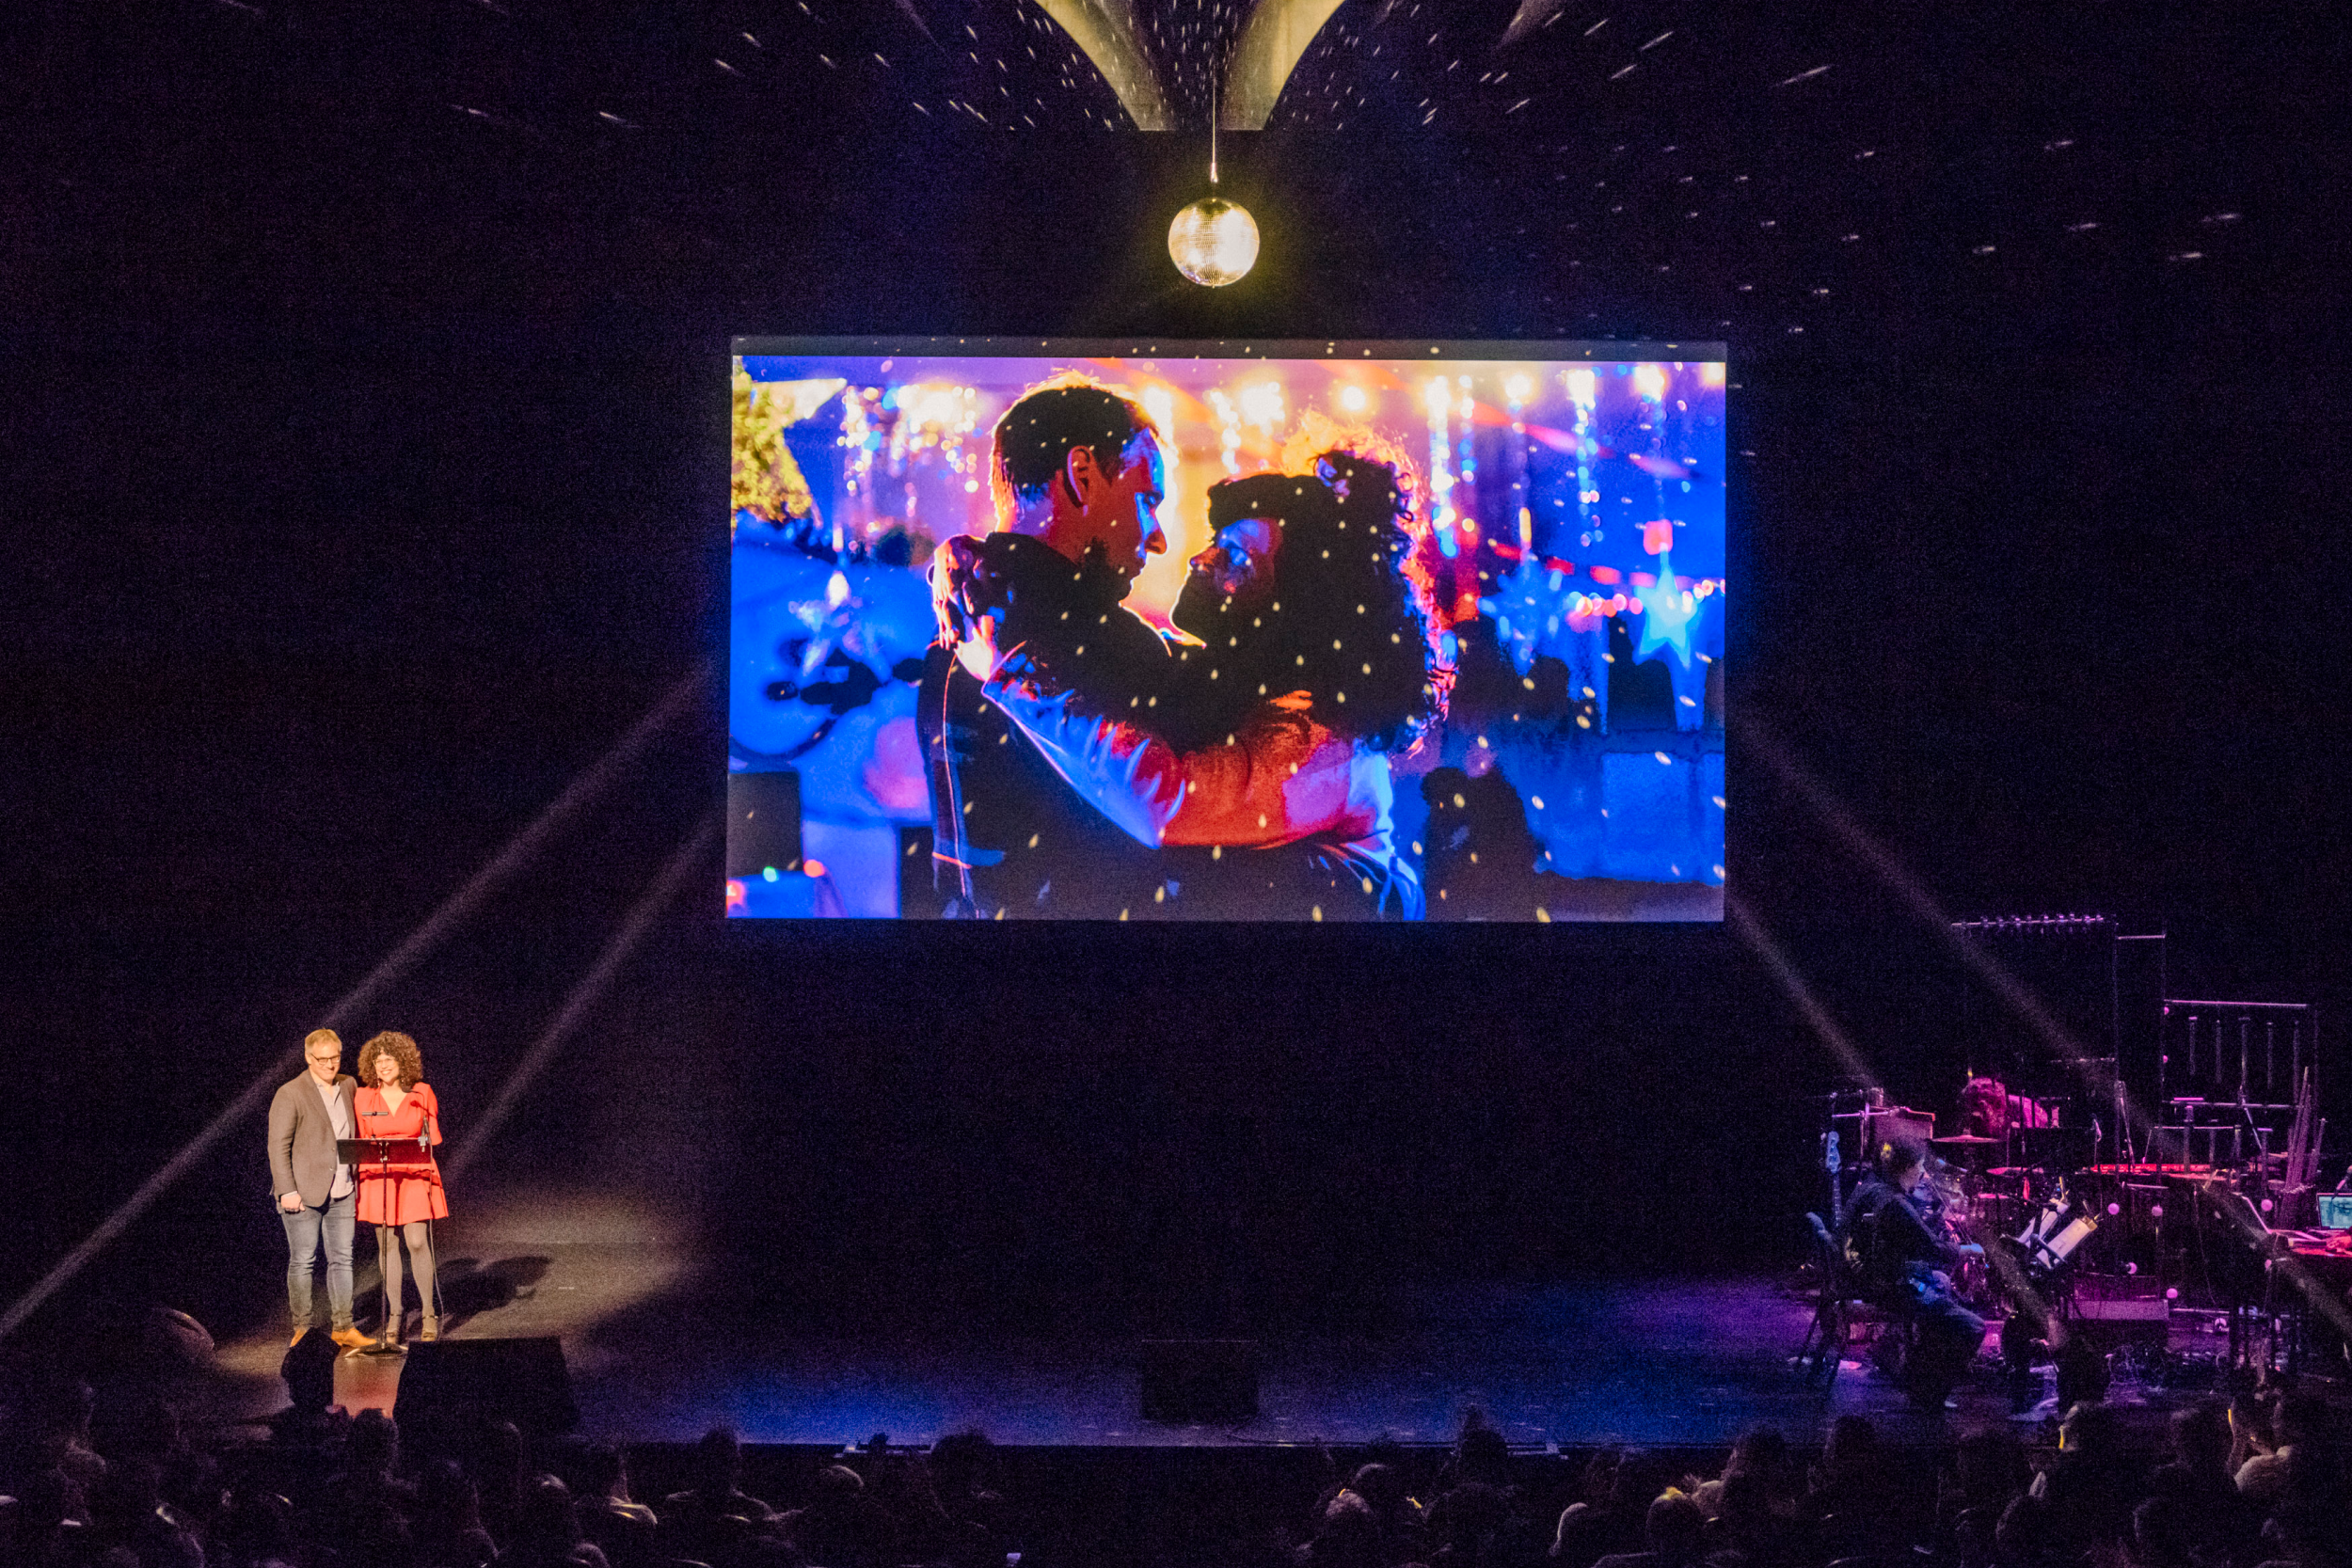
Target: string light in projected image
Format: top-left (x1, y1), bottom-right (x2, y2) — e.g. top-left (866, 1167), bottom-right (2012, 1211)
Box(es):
top-left (1564, 368), bottom-right (1600, 548)
top-left (827, 382), bottom-right (986, 546)
top-left (1205, 388), bottom-right (1238, 473)
top-left (1423, 378), bottom-right (1457, 559)
top-left (1238, 379), bottom-right (1284, 437)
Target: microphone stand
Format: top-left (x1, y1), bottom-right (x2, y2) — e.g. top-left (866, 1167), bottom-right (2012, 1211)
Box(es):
top-left (365, 1126), bottom-right (404, 1355)
top-left (341, 1121), bottom-right (423, 1355)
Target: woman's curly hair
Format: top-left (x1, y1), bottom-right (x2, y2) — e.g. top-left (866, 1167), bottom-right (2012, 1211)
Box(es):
top-left (1280, 415), bottom-right (1454, 750)
top-left (356, 1031), bottom-right (424, 1092)
top-left (1168, 418), bottom-right (1454, 757)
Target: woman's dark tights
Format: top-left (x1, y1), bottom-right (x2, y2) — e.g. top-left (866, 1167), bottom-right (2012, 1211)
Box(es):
top-left (376, 1221), bottom-right (437, 1330)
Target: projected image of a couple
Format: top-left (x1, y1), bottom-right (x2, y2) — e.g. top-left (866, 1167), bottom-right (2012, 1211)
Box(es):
top-left (927, 377), bottom-right (1443, 921)
top-left (727, 347), bottom-right (1727, 922)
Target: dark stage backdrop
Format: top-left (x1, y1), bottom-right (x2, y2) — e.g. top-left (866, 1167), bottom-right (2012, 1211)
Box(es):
top-left (4, 2), bottom-right (2348, 1341)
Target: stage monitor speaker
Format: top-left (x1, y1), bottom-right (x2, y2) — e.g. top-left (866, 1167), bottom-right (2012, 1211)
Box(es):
top-left (2071, 1278), bottom-right (2169, 1351)
top-left (1139, 1338), bottom-right (1258, 1423)
top-left (394, 1337), bottom-right (578, 1435)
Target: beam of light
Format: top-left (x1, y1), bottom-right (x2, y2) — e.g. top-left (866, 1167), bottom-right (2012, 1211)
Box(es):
top-left (1732, 891), bottom-right (2070, 1359)
top-left (210, 1185), bottom-right (691, 1400)
top-left (1036, 0), bottom-right (1170, 130)
top-left (1978, 1236), bottom-right (2062, 1356)
top-left (0, 666), bottom-right (708, 1344)
top-left (445, 811), bottom-right (722, 1183)
top-left (1498, 0), bottom-right (1573, 49)
top-left (1734, 710), bottom-right (2352, 1348)
top-left (1735, 892), bottom-right (2074, 1360)
top-left (1224, 0), bottom-right (1345, 128)
top-left (892, 0), bottom-right (936, 46)
top-left (1733, 710), bottom-right (2131, 1123)
top-left (1724, 890), bottom-right (1882, 1099)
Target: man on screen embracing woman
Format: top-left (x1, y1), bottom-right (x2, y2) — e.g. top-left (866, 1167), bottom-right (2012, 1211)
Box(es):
top-left (933, 388), bottom-right (1449, 919)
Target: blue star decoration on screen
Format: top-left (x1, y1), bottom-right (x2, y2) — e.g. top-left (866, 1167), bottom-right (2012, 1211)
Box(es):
top-left (1633, 558), bottom-right (1699, 668)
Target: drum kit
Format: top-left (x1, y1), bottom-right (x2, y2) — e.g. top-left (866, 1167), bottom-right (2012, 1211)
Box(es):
top-left (1820, 1070), bottom-right (2316, 1324)
top-left (1822, 1083), bottom-right (2131, 1312)
top-left (1810, 1007), bottom-right (2334, 1373)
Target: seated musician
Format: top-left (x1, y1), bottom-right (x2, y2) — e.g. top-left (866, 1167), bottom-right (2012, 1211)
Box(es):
top-left (1844, 1133), bottom-right (1987, 1409)
top-left (1957, 1077), bottom-right (2009, 1140)
top-left (1959, 1075), bottom-right (2054, 1141)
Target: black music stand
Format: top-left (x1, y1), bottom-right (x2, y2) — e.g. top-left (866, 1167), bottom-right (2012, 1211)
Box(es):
top-left (339, 1135), bottom-right (429, 1354)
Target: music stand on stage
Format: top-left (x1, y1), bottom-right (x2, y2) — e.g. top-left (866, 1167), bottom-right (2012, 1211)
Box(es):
top-left (338, 1133), bottom-right (429, 1354)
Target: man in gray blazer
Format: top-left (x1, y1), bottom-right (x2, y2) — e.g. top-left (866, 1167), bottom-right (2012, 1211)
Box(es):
top-left (269, 1028), bottom-right (370, 1350)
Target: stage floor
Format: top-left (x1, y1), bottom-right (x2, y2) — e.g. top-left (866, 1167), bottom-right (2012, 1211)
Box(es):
top-left (198, 1180), bottom-right (2249, 1449)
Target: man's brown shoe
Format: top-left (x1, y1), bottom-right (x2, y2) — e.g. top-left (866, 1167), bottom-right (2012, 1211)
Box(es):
top-left (290, 1327), bottom-right (310, 1348)
top-left (329, 1324), bottom-right (373, 1354)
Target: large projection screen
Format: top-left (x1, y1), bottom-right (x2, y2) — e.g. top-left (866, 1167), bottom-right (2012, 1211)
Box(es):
top-left (729, 339), bottom-right (1726, 922)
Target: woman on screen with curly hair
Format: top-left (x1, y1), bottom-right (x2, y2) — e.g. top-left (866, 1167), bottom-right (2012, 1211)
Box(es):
top-left (940, 415), bottom-right (1451, 918)
top-left (353, 1031), bottom-right (448, 1345)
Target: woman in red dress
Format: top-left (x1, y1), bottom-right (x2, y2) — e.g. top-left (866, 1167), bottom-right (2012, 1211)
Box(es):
top-left (353, 1031), bottom-right (448, 1344)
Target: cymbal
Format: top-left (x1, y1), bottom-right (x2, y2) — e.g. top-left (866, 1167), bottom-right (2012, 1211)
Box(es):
top-left (1931, 1134), bottom-right (1998, 1146)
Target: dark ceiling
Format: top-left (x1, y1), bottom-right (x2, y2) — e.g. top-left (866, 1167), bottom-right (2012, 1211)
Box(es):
top-left (4, 0), bottom-right (2346, 994)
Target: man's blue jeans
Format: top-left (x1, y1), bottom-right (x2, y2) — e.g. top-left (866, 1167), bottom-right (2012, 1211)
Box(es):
top-left (280, 1190), bottom-right (356, 1331)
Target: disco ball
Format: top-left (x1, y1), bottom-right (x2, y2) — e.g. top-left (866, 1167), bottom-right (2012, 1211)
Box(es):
top-left (1168, 197), bottom-right (1260, 287)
